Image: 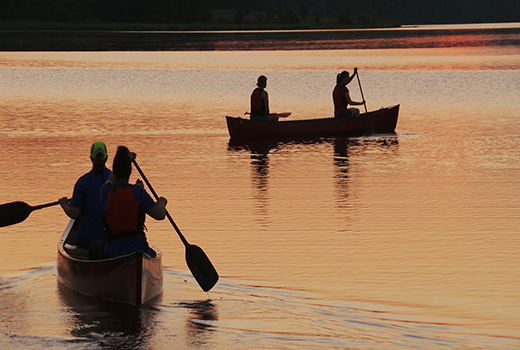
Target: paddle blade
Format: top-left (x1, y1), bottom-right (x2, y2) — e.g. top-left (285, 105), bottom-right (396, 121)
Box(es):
top-left (0, 201), bottom-right (33, 228)
top-left (185, 244), bottom-right (219, 292)
top-left (276, 112), bottom-right (291, 118)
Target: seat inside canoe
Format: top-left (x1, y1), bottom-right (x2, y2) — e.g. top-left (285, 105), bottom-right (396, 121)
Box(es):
top-left (63, 219), bottom-right (158, 260)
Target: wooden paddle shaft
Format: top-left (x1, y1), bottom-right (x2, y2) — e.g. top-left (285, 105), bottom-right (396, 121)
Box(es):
top-left (132, 160), bottom-right (190, 247)
top-left (33, 201), bottom-right (60, 210)
top-left (132, 159), bottom-right (219, 292)
top-left (355, 70), bottom-right (368, 113)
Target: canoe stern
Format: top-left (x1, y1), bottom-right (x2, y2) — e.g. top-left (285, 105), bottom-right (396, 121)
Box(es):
top-left (57, 220), bottom-right (163, 305)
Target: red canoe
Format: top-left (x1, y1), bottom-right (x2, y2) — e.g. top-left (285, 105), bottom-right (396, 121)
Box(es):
top-left (226, 105), bottom-right (399, 140)
top-left (57, 220), bottom-right (163, 305)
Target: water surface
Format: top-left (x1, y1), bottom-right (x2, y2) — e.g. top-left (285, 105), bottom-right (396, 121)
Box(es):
top-left (0, 25), bottom-right (519, 349)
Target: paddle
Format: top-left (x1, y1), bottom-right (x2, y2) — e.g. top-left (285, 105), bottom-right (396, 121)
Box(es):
top-left (353, 68), bottom-right (374, 133)
top-left (132, 160), bottom-right (219, 292)
top-left (355, 68), bottom-right (368, 113)
top-left (0, 200), bottom-right (60, 228)
top-left (245, 112), bottom-right (291, 118)
top-left (275, 112), bottom-right (291, 118)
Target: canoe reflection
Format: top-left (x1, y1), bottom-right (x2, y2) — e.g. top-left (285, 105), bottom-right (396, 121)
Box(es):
top-left (229, 135), bottom-right (399, 210)
top-left (228, 139), bottom-right (280, 225)
top-left (57, 282), bottom-right (161, 348)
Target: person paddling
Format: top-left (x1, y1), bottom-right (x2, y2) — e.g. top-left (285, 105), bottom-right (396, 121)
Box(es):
top-left (333, 68), bottom-right (365, 118)
top-left (250, 75), bottom-right (279, 122)
top-left (59, 141), bottom-right (111, 248)
top-left (89, 146), bottom-right (167, 260)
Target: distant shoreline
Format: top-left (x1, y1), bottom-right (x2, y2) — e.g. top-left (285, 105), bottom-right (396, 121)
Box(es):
top-left (1, 19), bottom-right (518, 33)
top-left (1, 22), bottom-right (517, 52)
top-left (0, 19), bottom-right (399, 32)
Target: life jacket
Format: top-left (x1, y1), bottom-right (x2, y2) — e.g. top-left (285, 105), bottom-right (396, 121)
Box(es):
top-left (333, 85), bottom-right (349, 113)
top-left (104, 184), bottom-right (145, 238)
top-left (250, 88), bottom-right (266, 116)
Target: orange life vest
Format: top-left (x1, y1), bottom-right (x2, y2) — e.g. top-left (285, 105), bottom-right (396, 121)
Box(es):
top-left (104, 184), bottom-right (145, 238)
top-left (333, 85), bottom-right (349, 113)
top-left (250, 88), bottom-right (266, 116)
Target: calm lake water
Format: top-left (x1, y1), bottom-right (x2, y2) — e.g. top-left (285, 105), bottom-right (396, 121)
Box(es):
top-left (1, 24), bottom-right (520, 349)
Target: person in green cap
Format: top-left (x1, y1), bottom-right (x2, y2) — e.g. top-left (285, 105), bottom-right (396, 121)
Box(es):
top-left (59, 141), bottom-right (112, 248)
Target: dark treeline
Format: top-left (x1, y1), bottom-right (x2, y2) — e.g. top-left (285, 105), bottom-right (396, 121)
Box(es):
top-left (0, 0), bottom-right (213, 23)
top-left (0, 0), bottom-right (518, 26)
top-left (218, 0), bottom-right (520, 25)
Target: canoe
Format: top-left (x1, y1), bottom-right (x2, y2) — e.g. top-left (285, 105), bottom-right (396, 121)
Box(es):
top-left (226, 105), bottom-right (399, 140)
top-left (57, 219), bottom-right (163, 305)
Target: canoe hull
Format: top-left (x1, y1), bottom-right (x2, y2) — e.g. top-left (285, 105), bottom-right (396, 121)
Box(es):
top-left (226, 105), bottom-right (399, 140)
top-left (57, 220), bottom-right (163, 305)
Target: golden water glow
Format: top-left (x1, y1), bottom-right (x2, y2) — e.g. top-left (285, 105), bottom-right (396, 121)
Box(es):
top-left (1, 45), bottom-right (520, 71)
top-left (0, 36), bottom-right (519, 348)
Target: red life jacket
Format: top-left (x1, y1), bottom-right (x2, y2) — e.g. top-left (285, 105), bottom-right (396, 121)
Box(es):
top-left (333, 85), bottom-right (349, 113)
top-left (104, 184), bottom-right (145, 238)
top-left (250, 88), bottom-right (266, 116)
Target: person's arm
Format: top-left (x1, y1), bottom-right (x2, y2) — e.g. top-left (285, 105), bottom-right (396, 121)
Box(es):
top-left (60, 178), bottom-right (85, 219)
top-left (343, 68), bottom-right (358, 86)
top-left (137, 185), bottom-right (167, 220)
top-left (147, 197), bottom-right (167, 220)
top-left (345, 74), bottom-right (355, 85)
top-left (344, 90), bottom-right (365, 106)
top-left (59, 197), bottom-right (81, 219)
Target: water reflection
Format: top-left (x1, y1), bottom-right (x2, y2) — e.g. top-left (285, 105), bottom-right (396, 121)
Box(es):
top-left (250, 151), bottom-right (270, 217)
top-left (333, 137), bottom-right (352, 204)
top-left (0, 278), bottom-right (29, 334)
top-left (229, 136), bottom-right (399, 218)
top-left (179, 300), bottom-right (218, 348)
top-left (57, 283), bottom-right (161, 349)
top-left (228, 140), bottom-right (281, 226)
top-left (333, 136), bottom-right (399, 204)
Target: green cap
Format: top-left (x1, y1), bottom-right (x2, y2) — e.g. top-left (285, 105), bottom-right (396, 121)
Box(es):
top-left (90, 141), bottom-right (107, 159)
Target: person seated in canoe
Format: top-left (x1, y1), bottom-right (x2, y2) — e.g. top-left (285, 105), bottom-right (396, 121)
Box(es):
top-left (59, 141), bottom-right (112, 249)
top-left (250, 75), bottom-right (279, 122)
top-left (90, 146), bottom-right (168, 259)
top-left (333, 68), bottom-right (365, 118)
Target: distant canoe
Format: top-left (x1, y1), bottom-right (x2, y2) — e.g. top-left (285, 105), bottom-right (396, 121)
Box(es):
top-left (57, 220), bottom-right (163, 305)
top-left (226, 105), bottom-right (399, 140)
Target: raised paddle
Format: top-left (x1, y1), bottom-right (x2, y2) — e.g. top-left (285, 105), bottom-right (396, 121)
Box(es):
top-left (132, 160), bottom-right (219, 292)
top-left (0, 200), bottom-right (60, 228)
top-left (355, 68), bottom-right (368, 113)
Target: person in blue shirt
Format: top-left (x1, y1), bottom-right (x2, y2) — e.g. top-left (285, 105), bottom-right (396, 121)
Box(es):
top-left (95, 145), bottom-right (167, 259)
top-left (59, 141), bottom-right (111, 248)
